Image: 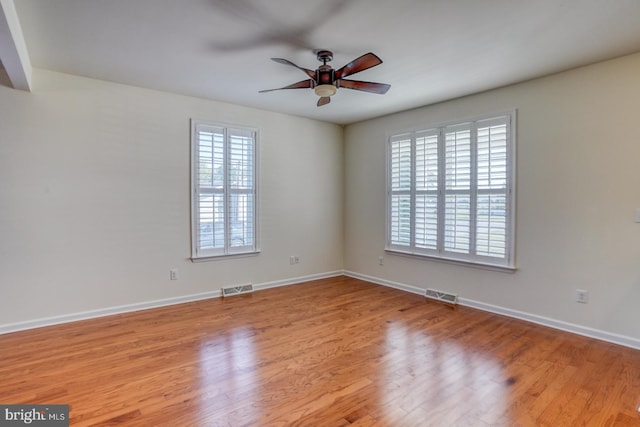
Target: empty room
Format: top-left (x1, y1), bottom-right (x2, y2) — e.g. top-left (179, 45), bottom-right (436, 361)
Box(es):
top-left (1, 0), bottom-right (640, 425)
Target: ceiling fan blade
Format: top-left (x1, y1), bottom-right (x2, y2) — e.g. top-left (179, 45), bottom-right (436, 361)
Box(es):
top-left (337, 79), bottom-right (390, 94)
top-left (317, 96), bottom-right (331, 107)
top-left (271, 58), bottom-right (316, 79)
top-left (259, 79), bottom-right (314, 93)
top-left (335, 52), bottom-right (383, 80)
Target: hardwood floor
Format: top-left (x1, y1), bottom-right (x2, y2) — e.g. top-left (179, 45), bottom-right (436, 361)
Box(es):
top-left (1, 276), bottom-right (639, 426)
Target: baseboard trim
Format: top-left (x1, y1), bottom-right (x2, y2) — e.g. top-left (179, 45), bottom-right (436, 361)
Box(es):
top-left (343, 270), bottom-right (640, 351)
top-left (0, 271), bottom-right (344, 336)
top-left (344, 271), bottom-right (425, 296)
top-left (5, 270), bottom-right (639, 351)
top-left (253, 270), bottom-right (344, 291)
top-left (459, 298), bottom-right (640, 350)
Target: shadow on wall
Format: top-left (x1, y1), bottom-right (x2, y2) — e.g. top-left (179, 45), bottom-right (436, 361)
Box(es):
top-left (0, 65), bottom-right (13, 88)
top-left (604, 274), bottom-right (640, 339)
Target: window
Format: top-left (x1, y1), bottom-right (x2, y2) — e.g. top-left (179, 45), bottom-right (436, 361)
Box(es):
top-left (191, 120), bottom-right (257, 259)
top-left (387, 112), bottom-right (515, 269)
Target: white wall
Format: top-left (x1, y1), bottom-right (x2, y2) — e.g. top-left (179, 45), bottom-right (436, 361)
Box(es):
top-left (0, 69), bottom-right (344, 326)
top-left (344, 52), bottom-right (640, 342)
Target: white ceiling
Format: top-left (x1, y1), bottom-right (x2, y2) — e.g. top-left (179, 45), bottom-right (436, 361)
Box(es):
top-left (3, 0), bottom-right (640, 125)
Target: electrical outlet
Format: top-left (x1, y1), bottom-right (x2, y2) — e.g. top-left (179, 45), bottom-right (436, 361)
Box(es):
top-left (289, 256), bottom-right (300, 265)
top-left (378, 256), bottom-right (384, 266)
top-left (170, 269), bottom-right (179, 280)
top-left (575, 289), bottom-right (588, 304)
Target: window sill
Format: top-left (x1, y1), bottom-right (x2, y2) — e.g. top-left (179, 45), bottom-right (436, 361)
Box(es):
top-left (191, 250), bottom-right (261, 263)
top-left (384, 249), bottom-right (517, 273)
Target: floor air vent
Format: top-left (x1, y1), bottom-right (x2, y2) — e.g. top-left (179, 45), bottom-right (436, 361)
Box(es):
top-left (222, 284), bottom-right (254, 297)
top-left (425, 288), bottom-right (458, 305)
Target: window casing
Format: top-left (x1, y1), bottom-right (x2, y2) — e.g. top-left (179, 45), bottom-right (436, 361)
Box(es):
top-left (386, 112), bottom-right (515, 269)
top-left (191, 120), bottom-right (258, 259)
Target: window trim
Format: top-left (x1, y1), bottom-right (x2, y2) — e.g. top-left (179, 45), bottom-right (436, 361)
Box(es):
top-left (385, 110), bottom-right (516, 270)
top-left (190, 119), bottom-right (259, 261)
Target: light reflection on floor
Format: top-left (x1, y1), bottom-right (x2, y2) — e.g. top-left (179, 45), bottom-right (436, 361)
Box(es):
top-left (379, 319), bottom-right (509, 425)
top-left (198, 326), bottom-right (259, 425)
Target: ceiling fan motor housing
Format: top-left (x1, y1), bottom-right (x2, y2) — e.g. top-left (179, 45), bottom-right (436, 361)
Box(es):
top-left (317, 64), bottom-right (335, 85)
top-left (315, 61), bottom-right (337, 97)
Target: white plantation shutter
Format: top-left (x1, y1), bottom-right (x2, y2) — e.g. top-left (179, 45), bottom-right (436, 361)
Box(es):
top-left (196, 126), bottom-right (225, 252)
top-left (444, 124), bottom-right (472, 254)
top-left (476, 117), bottom-right (508, 258)
top-left (228, 129), bottom-right (255, 250)
top-left (386, 112), bottom-right (515, 268)
top-left (389, 134), bottom-right (412, 247)
top-left (192, 121), bottom-right (257, 259)
top-left (414, 130), bottom-right (439, 250)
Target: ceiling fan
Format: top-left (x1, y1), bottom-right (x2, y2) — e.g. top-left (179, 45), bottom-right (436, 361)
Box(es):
top-left (259, 50), bottom-right (391, 107)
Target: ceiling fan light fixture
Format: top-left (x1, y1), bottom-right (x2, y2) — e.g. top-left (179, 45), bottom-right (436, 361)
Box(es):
top-left (314, 84), bottom-right (337, 97)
